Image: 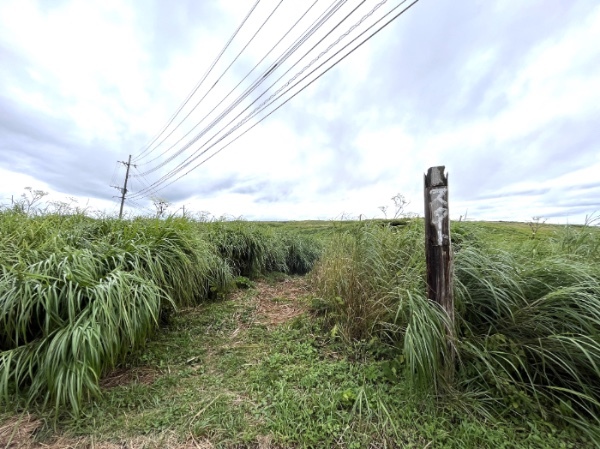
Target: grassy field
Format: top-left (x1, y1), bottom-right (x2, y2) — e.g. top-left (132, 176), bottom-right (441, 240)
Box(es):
top-left (1, 211), bottom-right (599, 448)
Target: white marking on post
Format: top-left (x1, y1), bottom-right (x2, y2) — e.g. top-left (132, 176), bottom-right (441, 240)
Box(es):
top-left (430, 187), bottom-right (448, 245)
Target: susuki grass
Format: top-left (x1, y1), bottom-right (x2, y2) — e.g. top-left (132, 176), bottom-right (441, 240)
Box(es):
top-left (203, 220), bottom-right (322, 277)
top-left (0, 213), bottom-right (214, 415)
top-left (0, 210), bottom-right (321, 416)
top-left (311, 221), bottom-right (425, 342)
top-left (454, 242), bottom-right (600, 440)
top-left (312, 219), bottom-right (600, 442)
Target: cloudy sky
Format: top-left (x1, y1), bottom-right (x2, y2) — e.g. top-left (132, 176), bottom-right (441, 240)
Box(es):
top-left (0, 0), bottom-right (599, 223)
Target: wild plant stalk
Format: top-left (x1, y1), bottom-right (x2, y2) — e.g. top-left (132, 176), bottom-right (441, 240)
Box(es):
top-left (311, 221), bottom-right (424, 342)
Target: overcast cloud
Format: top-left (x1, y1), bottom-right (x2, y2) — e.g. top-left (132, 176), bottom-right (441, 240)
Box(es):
top-left (0, 0), bottom-right (599, 223)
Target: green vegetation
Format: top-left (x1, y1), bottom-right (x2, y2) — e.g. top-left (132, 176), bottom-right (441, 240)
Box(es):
top-left (203, 221), bottom-right (321, 277)
top-left (313, 219), bottom-right (600, 444)
top-left (1, 209), bottom-right (599, 448)
top-left (2, 276), bottom-right (593, 448)
top-left (311, 220), bottom-right (424, 342)
top-left (0, 210), bottom-right (320, 418)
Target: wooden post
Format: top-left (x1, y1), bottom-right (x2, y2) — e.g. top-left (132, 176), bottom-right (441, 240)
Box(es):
top-left (424, 166), bottom-right (454, 382)
top-left (424, 166), bottom-right (455, 374)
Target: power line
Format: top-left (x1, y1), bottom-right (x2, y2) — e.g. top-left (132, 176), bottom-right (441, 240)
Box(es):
top-left (127, 199), bottom-right (153, 217)
top-left (135, 0), bottom-right (324, 169)
top-left (124, 175), bottom-right (155, 216)
top-left (189, 0), bottom-right (419, 171)
top-left (132, 0), bottom-right (262, 163)
top-left (135, 0), bottom-right (288, 168)
top-left (133, 0), bottom-right (349, 176)
top-left (129, 0), bottom-right (398, 197)
top-left (109, 161), bottom-right (121, 187)
top-left (132, 166), bottom-right (161, 198)
top-left (131, 0), bottom-right (376, 189)
top-left (129, 0), bottom-right (419, 200)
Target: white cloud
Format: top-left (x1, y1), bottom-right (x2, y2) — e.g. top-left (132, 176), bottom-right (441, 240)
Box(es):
top-left (0, 0), bottom-right (598, 224)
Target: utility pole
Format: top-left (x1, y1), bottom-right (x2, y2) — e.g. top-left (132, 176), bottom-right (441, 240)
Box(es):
top-left (111, 155), bottom-right (133, 219)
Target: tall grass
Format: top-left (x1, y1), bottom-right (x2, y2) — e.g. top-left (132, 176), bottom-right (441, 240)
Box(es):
top-left (0, 211), bottom-right (323, 415)
top-left (454, 241), bottom-right (600, 439)
top-left (0, 211), bottom-right (318, 414)
top-left (0, 212), bottom-right (232, 414)
top-left (312, 220), bottom-right (600, 440)
top-left (203, 221), bottom-right (322, 277)
top-left (311, 221), bottom-right (424, 341)
top-left (0, 263), bottom-right (165, 415)
top-left (204, 222), bottom-right (270, 278)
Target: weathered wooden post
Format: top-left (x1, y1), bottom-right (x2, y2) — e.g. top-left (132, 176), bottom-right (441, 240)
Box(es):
top-left (424, 166), bottom-right (453, 317)
top-left (424, 166), bottom-right (455, 379)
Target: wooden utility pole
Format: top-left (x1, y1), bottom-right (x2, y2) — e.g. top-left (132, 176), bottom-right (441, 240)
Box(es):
top-left (424, 166), bottom-right (454, 323)
top-left (118, 155), bottom-right (132, 219)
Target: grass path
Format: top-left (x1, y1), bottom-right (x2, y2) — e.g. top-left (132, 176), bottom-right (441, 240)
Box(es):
top-left (1, 274), bottom-right (593, 448)
top-left (2, 276), bottom-right (317, 448)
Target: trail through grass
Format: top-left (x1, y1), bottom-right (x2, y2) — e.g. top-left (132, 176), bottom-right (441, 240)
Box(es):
top-left (1, 274), bottom-right (593, 449)
top-left (0, 213), bottom-right (322, 417)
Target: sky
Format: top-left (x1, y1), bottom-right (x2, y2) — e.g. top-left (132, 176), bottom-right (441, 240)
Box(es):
top-left (0, 0), bottom-right (599, 223)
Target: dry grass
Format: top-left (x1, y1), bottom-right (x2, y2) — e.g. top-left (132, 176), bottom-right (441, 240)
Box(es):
top-left (246, 276), bottom-right (310, 327)
top-left (226, 276), bottom-right (310, 328)
top-left (0, 413), bottom-right (43, 449)
top-left (99, 367), bottom-right (161, 390)
top-left (0, 415), bottom-right (212, 449)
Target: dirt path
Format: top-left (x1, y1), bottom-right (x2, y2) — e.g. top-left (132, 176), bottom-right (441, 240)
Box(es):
top-left (231, 276), bottom-right (310, 327)
top-left (0, 276), bottom-right (311, 449)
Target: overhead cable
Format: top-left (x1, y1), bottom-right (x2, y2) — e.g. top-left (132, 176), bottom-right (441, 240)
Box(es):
top-left (133, 0), bottom-right (368, 183)
top-left (133, 0), bottom-right (349, 176)
top-left (135, 0), bottom-right (285, 166)
top-left (132, 0), bottom-right (262, 163)
top-left (135, 0), bottom-right (324, 169)
top-left (129, 0), bottom-right (419, 199)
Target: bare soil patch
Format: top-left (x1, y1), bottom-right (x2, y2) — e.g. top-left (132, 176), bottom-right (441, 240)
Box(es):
top-left (231, 275), bottom-right (310, 328)
top-left (100, 366), bottom-right (161, 389)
